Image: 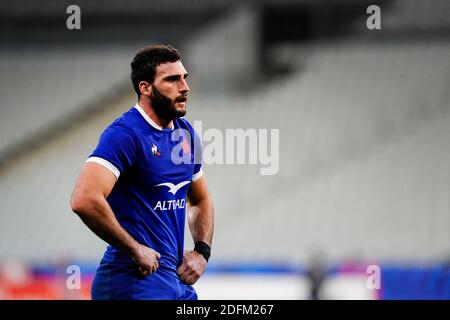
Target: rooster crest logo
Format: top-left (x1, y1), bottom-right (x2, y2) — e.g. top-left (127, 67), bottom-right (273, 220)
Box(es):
top-left (181, 138), bottom-right (191, 155)
top-left (151, 143), bottom-right (161, 156)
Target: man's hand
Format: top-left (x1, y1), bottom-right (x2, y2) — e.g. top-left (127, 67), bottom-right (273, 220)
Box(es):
top-left (131, 244), bottom-right (161, 276)
top-left (177, 250), bottom-right (207, 285)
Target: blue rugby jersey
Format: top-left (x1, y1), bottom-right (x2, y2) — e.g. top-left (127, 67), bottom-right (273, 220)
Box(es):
top-left (87, 104), bottom-right (202, 274)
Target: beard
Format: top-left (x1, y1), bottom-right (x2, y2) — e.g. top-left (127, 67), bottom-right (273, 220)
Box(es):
top-left (150, 85), bottom-right (187, 121)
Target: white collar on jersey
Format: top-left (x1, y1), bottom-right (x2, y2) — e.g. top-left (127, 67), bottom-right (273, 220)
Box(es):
top-left (134, 104), bottom-right (174, 131)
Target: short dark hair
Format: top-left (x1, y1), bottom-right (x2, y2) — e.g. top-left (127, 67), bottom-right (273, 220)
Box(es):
top-left (130, 44), bottom-right (181, 97)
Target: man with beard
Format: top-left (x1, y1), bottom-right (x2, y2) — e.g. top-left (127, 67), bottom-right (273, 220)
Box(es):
top-left (70, 44), bottom-right (214, 300)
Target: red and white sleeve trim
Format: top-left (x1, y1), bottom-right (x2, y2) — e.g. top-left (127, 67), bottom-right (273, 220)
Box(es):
top-left (192, 168), bottom-right (203, 182)
top-left (86, 157), bottom-right (120, 179)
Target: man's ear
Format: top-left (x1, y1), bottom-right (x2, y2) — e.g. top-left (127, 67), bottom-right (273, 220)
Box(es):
top-left (139, 81), bottom-right (152, 97)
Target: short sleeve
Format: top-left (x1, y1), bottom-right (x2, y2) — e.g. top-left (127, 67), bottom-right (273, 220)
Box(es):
top-left (192, 128), bottom-right (203, 182)
top-left (86, 124), bottom-right (137, 178)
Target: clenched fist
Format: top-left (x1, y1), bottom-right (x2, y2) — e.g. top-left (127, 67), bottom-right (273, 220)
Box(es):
top-left (131, 244), bottom-right (161, 276)
top-left (177, 250), bottom-right (207, 285)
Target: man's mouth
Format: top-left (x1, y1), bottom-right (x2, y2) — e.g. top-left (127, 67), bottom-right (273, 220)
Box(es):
top-left (175, 98), bottom-right (187, 108)
top-left (175, 96), bottom-right (187, 103)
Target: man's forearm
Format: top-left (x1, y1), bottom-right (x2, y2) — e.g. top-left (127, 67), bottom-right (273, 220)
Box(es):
top-left (73, 196), bottom-right (139, 256)
top-left (188, 198), bottom-right (214, 246)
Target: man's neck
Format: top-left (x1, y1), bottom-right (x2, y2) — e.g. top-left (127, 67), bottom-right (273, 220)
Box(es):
top-left (137, 100), bottom-right (173, 129)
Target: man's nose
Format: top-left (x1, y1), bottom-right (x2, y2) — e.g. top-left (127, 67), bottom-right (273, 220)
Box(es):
top-left (179, 78), bottom-right (190, 94)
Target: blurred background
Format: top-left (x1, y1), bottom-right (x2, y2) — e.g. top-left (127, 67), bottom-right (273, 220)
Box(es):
top-left (0, 0), bottom-right (449, 299)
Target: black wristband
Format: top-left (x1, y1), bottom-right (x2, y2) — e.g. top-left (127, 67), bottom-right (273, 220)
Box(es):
top-left (194, 241), bottom-right (211, 262)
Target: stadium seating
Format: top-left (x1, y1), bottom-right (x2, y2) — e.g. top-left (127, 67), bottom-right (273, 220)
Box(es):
top-left (0, 46), bottom-right (134, 159)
